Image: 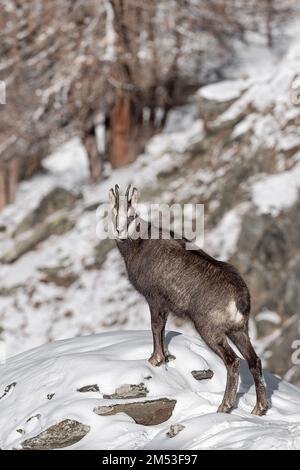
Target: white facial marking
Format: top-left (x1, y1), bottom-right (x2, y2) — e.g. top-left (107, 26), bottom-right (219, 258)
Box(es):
top-left (109, 189), bottom-right (138, 240)
top-left (117, 206), bottom-right (128, 238)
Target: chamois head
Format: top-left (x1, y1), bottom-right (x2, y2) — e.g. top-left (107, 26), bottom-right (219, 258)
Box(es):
top-left (109, 184), bottom-right (138, 239)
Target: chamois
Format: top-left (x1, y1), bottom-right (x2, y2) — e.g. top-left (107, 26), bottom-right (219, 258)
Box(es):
top-left (109, 184), bottom-right (268, 416)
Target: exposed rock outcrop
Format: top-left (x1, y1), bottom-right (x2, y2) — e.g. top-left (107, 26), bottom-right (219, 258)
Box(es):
top-left (13, 187), bottom-right (81, 237)
top-left (1, 213), bottom-right (75, 264)
top-left (265, 315), bottom-right (300, 388)
top-left (94, 398), bottom-right (176, 426)
top-left (103, 383), bottom-right (149, 399)
top-left (21, 419), bottom-right (90, 450)
top-left (167, 423), bottom-right (185, 438)
top-left (191, 369), bottom-right (214, 380)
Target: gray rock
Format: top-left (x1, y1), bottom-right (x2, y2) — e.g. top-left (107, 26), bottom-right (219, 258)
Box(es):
top-left (191, 369), bottom-right (214, 380)
top-left (1, 213), bottom-right (75, 264)
top-left (93, 239), bottom-right (115, 268)
top-left (94, 398), bottom-right (176, 426)
top-left (103, 383), bottom-right (148, 399)
top-left (0, 286), bottom-right (19, 296)
top-left (39, 266), bottom-right (79, 288)
top-left (14, 187), bottom-right (81, 237)
top-left (0, 382), bottom-right (17, 400)
top-left (197, 91), bottom-right (239, 123)
top-left (284, 257), bottom-right (300, 317)
top-left (232, 205), bottom-right (300, 316)
top-left (167, 423), bottom-right (185, 438)
top-left (264, 315), bottom-right (300, 385)
top-left (22, 419), bottom-right (90, 450)
top-left (77, 384), bottom-right (100, 393)
top-left (256, 319), bottom-right (280, 339)
top-left (26, 414), bottom-right (41, 423)
top-left (84, 202), bottom-right (101, 212)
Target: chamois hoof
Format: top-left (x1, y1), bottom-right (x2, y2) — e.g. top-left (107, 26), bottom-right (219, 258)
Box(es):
top-left (165, 353), bottom-right (176, 362)
top-left (148, 354), bottom-right (165, 367)
top-left (251, 402), bottom-right (268, 416)
top-left (217, 403), bottom-right (233, 414)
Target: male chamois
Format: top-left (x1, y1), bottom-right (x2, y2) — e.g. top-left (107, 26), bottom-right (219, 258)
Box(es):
top-left (109, 184), bottom-right (268, 416)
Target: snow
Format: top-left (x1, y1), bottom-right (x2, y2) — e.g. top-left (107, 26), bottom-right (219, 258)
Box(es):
top-left (231, 113), bottom-right (257, 139)
top-left (0, 20), bottom-right (300, 444)
top-left (226, 31), bottom-right (282, 82)
top-left (256, 311), bottom-right (281, 325)
top-left (146, 119), bottom-right (204, 156)
top-left (1, 330), bottom-right (300, 450)
top-left (103, 0), bottom-right (116, 62)
top-left (43, 137), bottom-right (90, 181)
top-left (198, 80), bottom-right (248, 103)
top-left (215, 27), bottom-right (300, 134)
top-left (205, 204), bottom-right (249, 261)
top-left (0, 108), bottom-right (203, 358)
top-left (0, 80), bottom-right (6, 104)
top-left (1, 70), bottom-right (297, 360)
top-left (252, 160), bottom-right (300, 215)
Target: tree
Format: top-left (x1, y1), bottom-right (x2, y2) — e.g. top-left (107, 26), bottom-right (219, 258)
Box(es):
top-left (1, 0), bottom-right (298, 209)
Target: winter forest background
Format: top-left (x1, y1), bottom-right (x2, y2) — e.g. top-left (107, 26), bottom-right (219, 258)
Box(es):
top-left (1, 0), bottom-right (300, 394)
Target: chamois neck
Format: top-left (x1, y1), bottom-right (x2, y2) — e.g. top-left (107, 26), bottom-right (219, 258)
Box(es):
top-left (115, 216), bottom-right (149, 257)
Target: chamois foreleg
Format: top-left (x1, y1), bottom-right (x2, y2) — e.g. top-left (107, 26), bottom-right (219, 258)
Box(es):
top-left (160, 312), bottom-right (176, 362)
top-left (148, 307), bottom-right (169, 366)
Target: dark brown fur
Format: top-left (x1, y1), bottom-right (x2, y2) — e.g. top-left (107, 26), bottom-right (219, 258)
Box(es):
top-left (110, 186), bottom-right (268, 416)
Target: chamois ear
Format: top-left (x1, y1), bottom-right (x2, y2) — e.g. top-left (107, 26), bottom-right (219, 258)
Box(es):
top-left (108, 188), bottom-right (116, 208)
top-left (130, 187), bottom-right (138, 210)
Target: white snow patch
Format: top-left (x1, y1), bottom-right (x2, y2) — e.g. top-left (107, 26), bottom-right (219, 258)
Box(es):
top-left (232, 113), bottom-right (258, 139)
top-left (198, 80), bottom-right (248, 102)
top-left (226, 31), bottom-right (281, 82)
top-left (252, 161), bottom-right (300, 215)
top-left (1, 331), bottom-right (300, 450)
top-left (205, 204), bottom-right (249, 261)
top-left (43, 137), bottom-right (90, 181)
top-left (0, 105), bottom-right (203, 357)
top-left (146, 119), bottom-right (204, 157)
top-left (256, 311), bottom-right (281, 325)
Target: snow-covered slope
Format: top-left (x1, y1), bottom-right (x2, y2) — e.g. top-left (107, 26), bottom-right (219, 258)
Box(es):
top-left (0, 21), bottom-right (300, 393)
top-left (0, 110), bottom-right (202, 357)
top-left (1, 331), bottom-right (300, 450)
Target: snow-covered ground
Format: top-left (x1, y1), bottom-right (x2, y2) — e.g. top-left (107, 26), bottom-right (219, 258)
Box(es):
top-left (1, 330), bottom-right (300, 450)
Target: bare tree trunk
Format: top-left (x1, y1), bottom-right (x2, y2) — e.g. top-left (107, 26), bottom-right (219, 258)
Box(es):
top-left (266, 0), bottom-right (274, 48)
top-left (0, 157), bottom-right (19, 209)
top-left (0, 164), bottom-right (6, 211)
top-left (83, 132), bottom-right (103, 182)
top-left (110, 92), bottom-right (133, 168)
top-left (7, 158), bottom-right (19, 204)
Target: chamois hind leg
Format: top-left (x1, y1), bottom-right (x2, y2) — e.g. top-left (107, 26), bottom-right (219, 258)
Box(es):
top-left (195, 324), bottom-right (240, 413)
top-left (148, 307), bottom-right (169, 367)
top-left (228, 327), bottom-right (268, 416)
top-left (161, 312), bottom-right (176, 362)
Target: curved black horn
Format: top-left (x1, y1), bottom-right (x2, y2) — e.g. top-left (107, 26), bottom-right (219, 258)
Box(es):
top-left (125, 184), bottom-right (132, 199)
